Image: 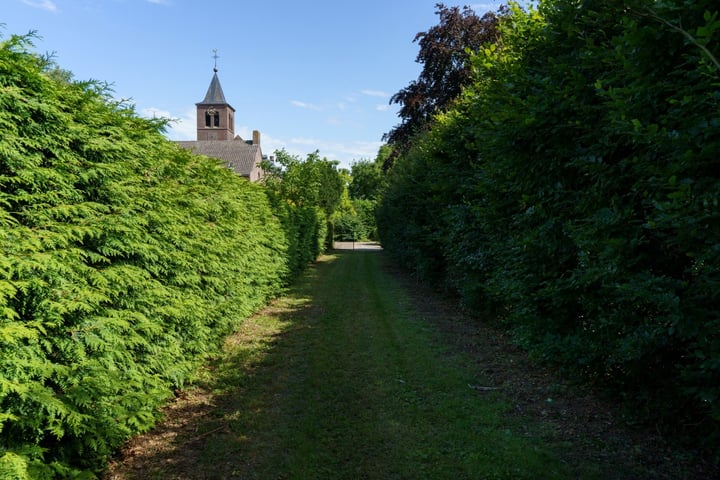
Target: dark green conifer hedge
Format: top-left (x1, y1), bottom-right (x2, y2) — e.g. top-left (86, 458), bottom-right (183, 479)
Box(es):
top-left (0, 34), bottom-right (305, 477)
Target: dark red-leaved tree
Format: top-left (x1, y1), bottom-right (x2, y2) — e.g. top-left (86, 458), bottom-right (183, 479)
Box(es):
top-left (383, 3), bottom-right (505, 165)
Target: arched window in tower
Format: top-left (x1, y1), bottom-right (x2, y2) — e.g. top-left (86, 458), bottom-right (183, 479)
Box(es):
top-left (205, 109), bottom-right (220, 128)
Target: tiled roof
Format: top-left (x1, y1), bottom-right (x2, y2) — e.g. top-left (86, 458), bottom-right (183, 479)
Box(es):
top-left (176, 140), bottom-right (261, 177)
top-left (197, 72), bottom-right (229, 106)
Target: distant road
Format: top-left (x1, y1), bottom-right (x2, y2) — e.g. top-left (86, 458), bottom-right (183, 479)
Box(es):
top-left (333, 241), bottom-right (382, 251)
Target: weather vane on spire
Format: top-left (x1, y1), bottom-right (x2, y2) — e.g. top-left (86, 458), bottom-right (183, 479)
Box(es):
top-left (212, 49), bottom-right (219, 72)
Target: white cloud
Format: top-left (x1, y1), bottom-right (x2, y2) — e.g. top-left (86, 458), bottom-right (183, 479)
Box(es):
top-left (291, 100), bottom-right (321, 111)
top-left (470, 3), bottom-right (499, 13)
top-left (142, 107), bottom-right (171, 119)
top-left (375, 104), bottom-right (390, 112)
top-left (285, 137), bottom-right (382, 167)
top-left (326, 140), bottom-right (384, 166)
top-left (22, 0), bottom-right (58, 12)
top-left (241, 128), bottom-right (285, 155)
top-left (143, 107), bottom-right (195, 140)
top-left (361, 89), bottom-right (389, 98)
top-left (147, 0), bottom-right (171, 4)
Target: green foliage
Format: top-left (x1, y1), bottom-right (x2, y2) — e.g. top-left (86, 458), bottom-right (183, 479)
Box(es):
top-left (1, 33), bottom-right (289, 476)
top-left (262, 148), bottom-right (343, 255)
top-left (348, 150), bottom-right (388, 201)
top-left (335, 147), bottom-right (389, 242)
top-left (334, 199), bottom-right (378, 241)
top-left (265, 195), bottom-right (325, 280)
top-left (378, 0), bottom-right (720, 455)
top-left (262, 149), bottom-right (343, 218)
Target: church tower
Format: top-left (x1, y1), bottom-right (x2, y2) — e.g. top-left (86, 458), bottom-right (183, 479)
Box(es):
top-left (196, 61), bottom-right (235, 140)
top-left (178, 51), bottom-right (264, 182)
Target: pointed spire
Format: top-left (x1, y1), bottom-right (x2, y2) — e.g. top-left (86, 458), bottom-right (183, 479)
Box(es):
top-left (198, 50), bottom-right (229, 105)
top-left (198, 71), bottom-right (228, 104)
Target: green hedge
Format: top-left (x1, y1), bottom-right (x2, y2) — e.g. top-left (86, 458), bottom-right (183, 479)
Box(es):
top-left (0, 34), bottom-right (307, 477)
top-left (267, 196), bottom-right (326, 280)
top-left (378, 0), bottom-right (720, 454)
top-left (334, 199), bottom-right (378, 242)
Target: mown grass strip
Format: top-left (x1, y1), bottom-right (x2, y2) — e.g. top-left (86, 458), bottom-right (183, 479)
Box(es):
top-left (108, 250), bottom-right (574, 479)
top-left (204, 250), bottom-right (571, 479)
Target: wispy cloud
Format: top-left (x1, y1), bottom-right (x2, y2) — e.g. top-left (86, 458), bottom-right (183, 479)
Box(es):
top-left (361, 89), bottom-right (389, 98)
top-left (470, 3), bottom-right (500, 13)
top-left (22, 0), bottom-right (58, 12)
top-left (145, 107), bottom-right (195, 140)
top-left (326, 140), bottom-right (384, 164)
top-left (376, 104), bottom-right (390, 112)
top-left (236, 127), bottom-right (284, 154)
top-left (286, 137), bottom-right (383, 166)
top-left (147, 0), bottom-right (171, 5)
top-left (291, 100), bottom-right (321, 111)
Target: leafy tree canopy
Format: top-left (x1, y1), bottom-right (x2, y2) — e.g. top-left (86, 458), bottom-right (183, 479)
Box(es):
top-left (348, 145), bottom-right (390, 201)
top-left (261, 149), bottom-right (344, 219)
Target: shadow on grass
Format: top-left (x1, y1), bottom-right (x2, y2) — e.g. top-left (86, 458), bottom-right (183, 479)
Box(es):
top-left (106, 250), bottom-right (568, 480)
top-left (105, 257), bottom-right (334, 480)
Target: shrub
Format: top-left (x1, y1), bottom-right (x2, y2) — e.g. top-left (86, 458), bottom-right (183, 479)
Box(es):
top-left (0, 34), bottom-right (291, 477)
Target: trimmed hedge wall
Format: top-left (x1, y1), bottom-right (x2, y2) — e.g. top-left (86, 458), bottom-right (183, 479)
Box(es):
top-left (0, 34), bottom-right (319, 478)
top-left (378, 0), bottom-right (720, 455)
top-left (268, 197), bottom-right (326, 280)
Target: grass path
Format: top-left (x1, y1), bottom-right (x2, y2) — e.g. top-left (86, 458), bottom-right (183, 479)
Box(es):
top-left (105, 249), bottom-right (712, 479)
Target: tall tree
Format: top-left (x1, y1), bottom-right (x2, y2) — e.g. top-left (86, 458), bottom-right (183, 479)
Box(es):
top-left (383, 3), bottom-right (504, 163)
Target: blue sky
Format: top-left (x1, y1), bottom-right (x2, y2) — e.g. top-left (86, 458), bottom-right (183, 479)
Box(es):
top-left (3, 0), bottom-right (504, 168)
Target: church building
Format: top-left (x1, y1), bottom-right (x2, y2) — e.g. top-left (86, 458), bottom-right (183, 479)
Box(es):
top-left (176, 64), bottom-right (264, 182)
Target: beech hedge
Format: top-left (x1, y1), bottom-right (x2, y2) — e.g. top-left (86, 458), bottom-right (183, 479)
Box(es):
top-left (0, 34), bottom-right (312, 477)
top-left (378, 0), bottom-right (720, 455)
